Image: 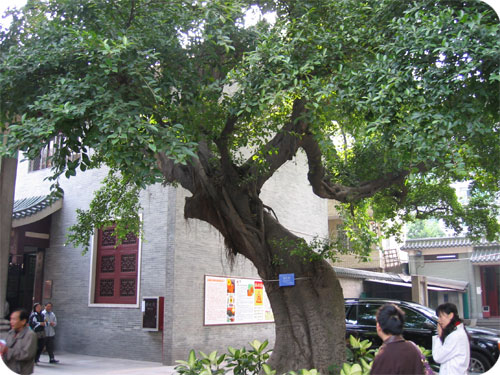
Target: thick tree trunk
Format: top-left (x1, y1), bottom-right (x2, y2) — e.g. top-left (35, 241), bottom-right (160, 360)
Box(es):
top-left (264, 260), bottom-right (346, 374)
top-left (184, 186), bottom-right (346, 374)
top-left (262, 217), bottom-right (346, 374)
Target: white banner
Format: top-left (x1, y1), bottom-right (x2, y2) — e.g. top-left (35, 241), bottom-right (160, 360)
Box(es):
top-left (204, 275), bottom-right (274, 325)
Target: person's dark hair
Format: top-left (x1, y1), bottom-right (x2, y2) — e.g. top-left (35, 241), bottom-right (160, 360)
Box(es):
top-left (13, 308), bottom-right (29, 324)
top-left (436, 302), bottom-right (464, 343)
top-left (32, 302), bottom-right (40, 312)
top-left (376, 303), bottom-right (405, 335)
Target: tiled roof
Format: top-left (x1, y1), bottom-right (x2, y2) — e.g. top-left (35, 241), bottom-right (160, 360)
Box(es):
top-left (400, 237), bottom-right (500, 251)
top-left (13, 195), bottom-right (62, 220)
top-left (470, 250), bottom-right (500, 264)
top-left (401, 237), bottom-right (472, 250)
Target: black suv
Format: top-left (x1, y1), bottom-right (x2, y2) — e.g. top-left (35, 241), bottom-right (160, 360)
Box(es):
top-left (345, 298), bottom-right (500, 373)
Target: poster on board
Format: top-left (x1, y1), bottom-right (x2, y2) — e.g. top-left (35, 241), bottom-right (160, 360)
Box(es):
top-left (204, 275), bottom-right (274, 325)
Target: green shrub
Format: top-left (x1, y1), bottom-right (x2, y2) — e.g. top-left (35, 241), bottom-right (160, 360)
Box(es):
top-left (342, 336), bottom-right (376, 375)
top-left (175, 349), bottom-right (226, 375)
top-left (176, 336), bottom-right (434, 375)
top-left (226, 339), bottom-right (271, 375)
top-left (175, 340), bottom-right (319, 375)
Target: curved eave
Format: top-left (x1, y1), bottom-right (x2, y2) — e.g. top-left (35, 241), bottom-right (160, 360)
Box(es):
top-left (12, 196), bottom-right (63, 228)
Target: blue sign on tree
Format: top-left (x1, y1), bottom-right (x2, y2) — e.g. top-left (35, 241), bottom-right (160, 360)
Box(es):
top-left (279, 273), bottom-right (295, 287)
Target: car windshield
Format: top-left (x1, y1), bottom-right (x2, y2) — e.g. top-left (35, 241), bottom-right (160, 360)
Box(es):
top-left (409, 303), bottom-right (438, 323)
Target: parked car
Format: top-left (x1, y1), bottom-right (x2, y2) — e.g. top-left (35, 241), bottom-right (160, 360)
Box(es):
top-left (344, 298), bottom-right (500, 373)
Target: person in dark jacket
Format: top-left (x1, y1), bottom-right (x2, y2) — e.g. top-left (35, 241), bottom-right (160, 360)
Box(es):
top-left (28, 303), bottom-right (46, 363)
top-left (370, 303), bottom-right (425, 375)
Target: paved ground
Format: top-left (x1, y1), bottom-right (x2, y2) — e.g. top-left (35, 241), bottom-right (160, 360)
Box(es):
top-left (1, 352), bottom-right (178, 375)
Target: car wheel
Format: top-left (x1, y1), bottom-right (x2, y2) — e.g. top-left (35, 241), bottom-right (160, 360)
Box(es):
top-left (469, 351), bottom-right (490, 374)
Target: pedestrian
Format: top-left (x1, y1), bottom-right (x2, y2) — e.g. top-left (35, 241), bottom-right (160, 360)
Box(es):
top-left (42, 302), bottom-right (59, 363)
top-left (0, 308), bottom-right (37, 374)
top-left (370, 303), bottom-right (425, 374)
top-left (432, 302), bottom-right (470, 375)
top-left (28, 303), bottom-right (45, 363)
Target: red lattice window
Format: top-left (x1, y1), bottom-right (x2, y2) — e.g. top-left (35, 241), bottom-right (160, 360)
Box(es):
top-left (95, 227), bottom-right (138, 304)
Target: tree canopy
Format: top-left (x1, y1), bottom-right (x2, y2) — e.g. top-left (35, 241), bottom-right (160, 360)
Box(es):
top-left (406, 219), bottom-right (445, 239)
top-left (1, 0), bottom-right (498, 243)
top-left (1, 0), bottom-right (499, 372)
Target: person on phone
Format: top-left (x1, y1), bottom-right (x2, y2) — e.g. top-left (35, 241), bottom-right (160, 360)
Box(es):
top-left (0, 308), bottom-right (37, 374)
top-left (432, 302), bottom-right (470, 375)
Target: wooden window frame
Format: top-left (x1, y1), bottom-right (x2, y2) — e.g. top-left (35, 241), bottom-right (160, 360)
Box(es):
top-left (88, 223), bottom-right (142, 308)
top-left (28, 136), bottom-right (81, 172)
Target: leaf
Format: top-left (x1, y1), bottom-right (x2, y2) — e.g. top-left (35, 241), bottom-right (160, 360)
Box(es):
top-left (187, 349), bottom-right (196, 367)
top-left (262, 363), bottom-right (276, 375)
top-left (349, 335), bottom-right (360, 349)
top-left (350, 364), bottom-right (362, 375)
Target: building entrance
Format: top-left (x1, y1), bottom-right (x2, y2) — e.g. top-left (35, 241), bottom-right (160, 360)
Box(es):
top-left (6, 252), bottom-right (37, 316)
top-left (480, 266), bottom-right (500, 317)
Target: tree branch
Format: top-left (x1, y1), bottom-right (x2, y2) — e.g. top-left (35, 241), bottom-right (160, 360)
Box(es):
top-left (414, 206), bottom-right (451, 218)
top-left (214, 115), bottom-right (239, 180)
top-left (244, 98), bottom-right (309, 191)
top-left (125, 0), bottom-right (137, 29)
top-left (155, 151), bottom-right (196, 193)
top-left (301, 133), bottom-right (427, 203)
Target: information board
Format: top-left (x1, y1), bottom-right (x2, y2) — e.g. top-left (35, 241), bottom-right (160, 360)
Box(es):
top-left (204, 275), bottom-right (274, 325)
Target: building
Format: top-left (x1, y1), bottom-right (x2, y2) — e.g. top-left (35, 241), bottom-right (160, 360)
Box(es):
top-left (327, 201), bottom-right (386, 271)
top-left (401, 237), bottom-right (500, 320)
top-left (5, 151), bottom-right (327, 364)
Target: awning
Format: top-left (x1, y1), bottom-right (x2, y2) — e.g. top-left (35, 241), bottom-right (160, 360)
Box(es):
top-left (365, 279), bottom-right (411, 288)
top-left (470, 249), bottom-right (500, 264)
top-left (365, 278), bottom-right (465, 292)
top-left (12, 194), bottom-right (63, 228)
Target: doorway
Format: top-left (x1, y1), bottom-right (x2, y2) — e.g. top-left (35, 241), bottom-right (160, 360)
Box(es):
top-left (6, 253), bottom-right (37, 315)
top-left (480, 266), bottom-right (500, 317)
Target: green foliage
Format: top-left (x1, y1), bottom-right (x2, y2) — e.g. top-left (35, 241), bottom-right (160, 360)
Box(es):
top-left (175, 349), bottom-right (227, 375)
top-left (346, 336), bottom-right (376, 364)
top-left (175, 340), bottom-right (319, 375)
top-left (288, 370), bottom-right (320, 375)
top-left (344, 335), bottom-right (375, 375)
top-left (226, 339), bottom-right (271, 375)
top-left (406, 219), bottom-right (445, 239)
top-left (1, 0), bottom-right (499, 247)
top-left (340, 363), bottom-right (364, 375)
top-left (66, 171), bottom-right (142, 254)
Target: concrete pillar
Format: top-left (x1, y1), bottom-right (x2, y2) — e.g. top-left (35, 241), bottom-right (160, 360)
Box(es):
top-left (0, 154), bottom-right (17, 333)
top-left (412, 275), bottom-right (428, 306)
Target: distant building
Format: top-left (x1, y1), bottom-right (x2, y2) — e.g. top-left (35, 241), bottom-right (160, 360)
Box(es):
top-left (401, 237), bottom-right (500, 320)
